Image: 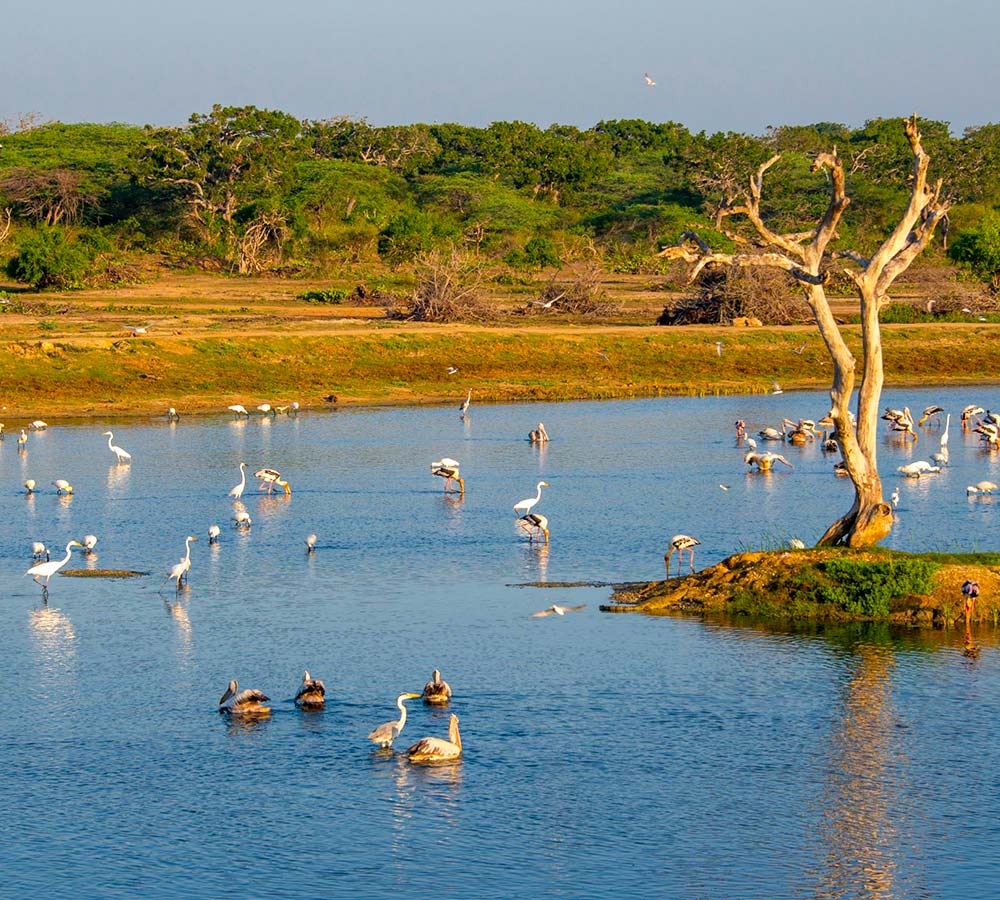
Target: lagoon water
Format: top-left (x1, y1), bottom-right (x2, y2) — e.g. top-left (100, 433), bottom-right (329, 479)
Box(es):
top-left (3, 387), bottom-right (1000, 898)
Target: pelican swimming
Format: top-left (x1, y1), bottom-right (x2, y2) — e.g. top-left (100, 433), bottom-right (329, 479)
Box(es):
top-left (529, 422), bottom-right (550, 443)
top-left (514, 481), bottom-right (548, 516)
top-left (218, 680), bottom-right (271, 716)
top-left (368, 692), bottom-right (421, 748)
top-left (166, 535), bottom-right (198, 590)
top-left (294, 670), bottom-right (326, 708)
top-left (897, 461), bottom-right (941, 477)
top-left (254, 467), bottom-right (291, 495)
top-left (431, 458), bottom-right (464, 493)
top-left (102, 431), bottom-right (132, 463)
top-left (758, 426), bottom-right (784, 442)
top-left (25, 540), bottom-right (83, 586)
top-left (531, 603), bottom-right (586, 617)
top-left (31, 542), bottom-right (49, 560)
top-left (518, 512), bottom-right (549, 543)
top-left (422, 669), bottom-right (452, 705)
top-left (24, 479), bottom-right (36, 493)
top-left (228, 404), bottom-right (250, 417)
top-left (305, 533), bottom-right (317, 552)
top-left (52, 479), bottom-right (73, 494)
top-left (83, 534), bottom-right (98, 554)
top-left (407, 713), bottom-right (463, 762)
top-left (967, 481), bottom-right (998, 495)
top-left (918, 405), bottom-right (945, 426)
top-left (208, 524), bottom-right (221, 543)
top-left (745, 451), bottom-right (793, 472)
top-left (666, 534), bottom-right (700, 576)
top-left (229, 462), bottom-right (248, 500)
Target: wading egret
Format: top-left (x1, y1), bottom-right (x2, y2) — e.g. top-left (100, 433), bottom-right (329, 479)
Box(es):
top-left (229, 462), bottom-right (248, 500)
top-left (514, 481), bottom-right (548, 516)
top-left (407, 713), bottom-right (463, 762)
top-left (103, 431), bottom-right (132, 463)
top-left (254, 468), bottom-right (291, 495)
top-left (25, 540), bottom-right (83, 586)
top-left (431, 458), bottom-right (464, 493)
top-left (218, 680), bottom-right (270, 716)
top-left (531, 603), bottom-right (586, 618)
top-left (666, 534), bottom-right (700, 576)
top-left (422, 669), bottom-right (452, 705)
top-left (368, 692), bottom-right (421, 748)
top-left (294, 671), bottom-right (326, 709)
top-left (17, 429), bottom-right (27, 450)
top-left (166, 536), bottom-right (198, 590)
top-left (459, 389), bottom-right (472, 416)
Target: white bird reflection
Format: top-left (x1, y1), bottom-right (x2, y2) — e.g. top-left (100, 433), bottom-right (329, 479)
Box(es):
top-left (29, 605), bottom-right (77, 680)
top-left (107, 463), bottom-right (131, 491)
top-left (164, 598), bottom-right (194, 661)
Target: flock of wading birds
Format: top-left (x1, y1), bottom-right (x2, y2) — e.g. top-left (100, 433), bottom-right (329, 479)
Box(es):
top-left (11, 397), bottom-right (573, 762)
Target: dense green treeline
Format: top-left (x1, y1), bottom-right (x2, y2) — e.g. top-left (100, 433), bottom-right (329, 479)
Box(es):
top-left (2, 106), bottom-right (1000, 288)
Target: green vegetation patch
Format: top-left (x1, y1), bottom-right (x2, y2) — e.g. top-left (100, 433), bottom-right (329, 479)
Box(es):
top-left (816, 558), bottom-right (939, 618)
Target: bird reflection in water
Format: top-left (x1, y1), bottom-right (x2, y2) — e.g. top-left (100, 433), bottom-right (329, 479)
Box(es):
top-left (223, 713), bottom-right (271, 737)
top-left (526, 541), bottom-right (549, 580)
top-left (813, 643), bottom-right (905, 899)
top-left (107, 464), bottom-right (131, 491)
top-left (29, 605), bottom-right (77, 679)
top-left (164, 598), bottom-right (193, 658)
top-left (385, 751), bottom-right (463, 860)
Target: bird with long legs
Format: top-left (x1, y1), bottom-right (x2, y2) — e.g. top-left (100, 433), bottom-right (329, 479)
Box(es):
top-left (961, 405), bottom-right (984, 430)
top-left (25, 540), bottom-right (83, 591)
top-left (294, 671), bottom-right (326, 709)
top-left (918, 405), bottom-right (945, 426)
top-left (459, 389), bottom-right (472, 417)
top-left (368, 692), bottom-right (421, 749)
top-left (431, 458), bottom-right (464, 494)
top-left (933, 414), bottom-right (951, 465)
top-left (229, 462), bottom-right (248, 500)
top-left (422, 669), bottom-right (452, 705)
top-left (407, 713), bottom-right (463, 762)
top-left (254, 467), bottom-right (291, 495)
top-left (518, 513), bottom-right (549, 543)
top-left (666, 534), bottom-right (700, 576)
top-left (31, 542), bottom-right (49, 561)
top-left (103, 431), bottom-right (132, 463)
top-left (514, 481), bottom-right (548, 517)
top-left (218, 680), bottom-right (270, 716)
top-left (228, 404), bottom-right (250, 417)
top-left (165, 536), bottom-right (198, 591)
top-left (890, 408), bottom-right (917, 440)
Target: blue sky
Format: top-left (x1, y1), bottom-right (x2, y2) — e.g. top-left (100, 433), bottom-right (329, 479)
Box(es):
top-left (5, 0), bottom-right (998, 134)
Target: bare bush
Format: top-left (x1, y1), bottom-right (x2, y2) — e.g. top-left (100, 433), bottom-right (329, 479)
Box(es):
top-left (521, 264), bottom-right (618, 317)
top-left (386, 249), bottom-right (496, 323)
top-left (658, 263), bottom-right (810, 325)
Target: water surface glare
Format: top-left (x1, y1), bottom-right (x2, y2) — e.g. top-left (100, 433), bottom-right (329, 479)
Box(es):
top-left (3, 388), bottom-right (1000, 898)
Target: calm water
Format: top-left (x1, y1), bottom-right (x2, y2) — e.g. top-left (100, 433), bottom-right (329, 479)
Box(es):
top-left (3, 388), bottom-right (1000, 899)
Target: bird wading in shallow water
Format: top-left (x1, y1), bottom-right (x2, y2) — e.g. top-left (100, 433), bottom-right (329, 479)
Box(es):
top-left (666, 534), bottom-right (700, 576)
top-left (254, 468), bottom-right (291, 495)
top-left (165, 536), bottom-right (198, 591)
top-left (103, 431), bottom-right (132, 463)
top-left (368, 692), bottom-right (421, 748)
top-left (431, 458), bottom-right (464, 494)
top-left (25, 540), bottom-right (83, 588)
top-left (514, 481), bottom-right (548, 517)
top-left (518, 513), bottom-right (549, 544)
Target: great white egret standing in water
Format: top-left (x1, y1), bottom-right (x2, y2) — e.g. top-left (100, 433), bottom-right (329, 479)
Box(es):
top-left (514, 481), bottom-right (548, 517)
top-left (459, 389), bottom-right (472, 417)
top-left (103, 431), bottom-right (132, 463)
top-left (229, 462), bottom-right (248, 500)
top-left (25, 540), bottom-right (83, 587)
top-left (165, 535), bottom-right (198, 591)
top-left (407, 713), bottom-right (463, 762)
top-left (218, 680), bottom-right (271, 716)
top-left (368, 692), bottom-right (421, 748)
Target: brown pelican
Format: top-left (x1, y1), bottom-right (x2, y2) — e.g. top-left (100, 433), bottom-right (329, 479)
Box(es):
top-left (518, 513), bottom-right (549, 543)
top-left (514, 481), bottom-right (548, 516)
top-left (422, 669), bottom-right (452, 705)
top-left (745, 451), bottom-right (793, 472)
top-left (666, 534), bottom-right (700, 575)
top-left (294, 671), bottom-right (326, 708)
top-left (52, 479), bottom-right (73, 494)
top-left (529, 422), bottom-right (550, 443)
top-left (918, 405), bottom-right (945, 426)
top-left (531, 604), bottom-right (586, 618)
top-left (966, 481), bottom-right (998, 495)
top-left (103, 431), bottom-right (132, 463)
top-left (897, 461), bottom-right (941, 478)
top-left (254, 468), bottom-right (291, 494)
top-left (368, 692), bottom-right (421, 748)
top-left (219, 680), bottom-right (271, 716)
top-left (431, 458), bottom-right (464, 493)
top-left (25, 540), bottom-right (83, 586)
top-left (407, 713), bottom-right (463, 762)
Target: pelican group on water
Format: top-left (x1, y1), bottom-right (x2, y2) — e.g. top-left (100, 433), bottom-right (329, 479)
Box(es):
top-left (368, 692), bottom-right (422, 748)
top-left (422, 669), bottom-right (452, 705)
top-left (219, 680), bottom-right (271, 716)
top-left (407, 713), bottom-right (463, 762)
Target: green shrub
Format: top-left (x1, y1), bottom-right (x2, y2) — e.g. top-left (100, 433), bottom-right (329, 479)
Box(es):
top-left (298, 288), bottom-right (348, 304)
top-left (6, 228), bottom-right (92, 289)
top-left (817, 558), bottom-right (939, 618)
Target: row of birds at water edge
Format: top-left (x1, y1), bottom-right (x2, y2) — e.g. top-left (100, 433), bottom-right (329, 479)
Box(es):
top-left (221, 668), bottom-right (462, 762)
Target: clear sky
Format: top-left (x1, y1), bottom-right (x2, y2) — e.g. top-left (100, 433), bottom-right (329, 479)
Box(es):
top-left (5, 0), bottom-right (998, 135)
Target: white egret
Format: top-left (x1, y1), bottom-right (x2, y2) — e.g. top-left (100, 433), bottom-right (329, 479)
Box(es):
top-left (294, 671), bottom-right (326, 708)
top-left (83, 534), bottom-right (98, 554)
top-left (789, 539), bottom-right (806, 550)
top-left (518, 513), bottom-right (549, 544)
top-left (531, 603), bottom-right (586, 618)
top-left (514, 481), bottom-right (548, 516)
top-left (208, 524), bottom-right (221, 544)
top-left (254, 467), bottom-right (291, 495)
top-left (228, 404), bottom-right (250, 417)
top-left (368, 692), bottom-right (421, 748)
top-left (422, 669), bottom-right (452, 705)
top-left (24, 479), bottom-right (36, 493)
top-left (25, 540), bottom-right (83, 586)
top-left (459, 389), bottom-right (472, 416)
top-left (31, 542), bottom-right (49, 560)
top-left (166, 536), bottom-right (198, 590)
top-left (232, 510), bottom-right (252, 529)
top-left (431, 458), bottom-right (464, 494)
top-left (933, 414), bottom-right (951, 464)
top-left (103, 431), bottom-right (132, 463)
top-left (305, 533), bottom-right (317, 552)
top-left (666, 534), bottom-right (700, 576)
top-left (124, 325), bottom-right (148, 335)
top-left (17, 428), bottom-right (27, 450)
top-left (446, 366), bottom-right (459, 375)
top-left (229, 462), bottom-right (248, 500)
top-left (407, 713), bottom-right (463, 762)
top-left (218, 680), bottom-right (271, 716)
top-left (52, 479), bottom-right (73, 495)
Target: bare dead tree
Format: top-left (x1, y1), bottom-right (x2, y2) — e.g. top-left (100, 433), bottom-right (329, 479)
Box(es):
top-left (389, 249), bottom-right (495, 323)
top-left (235, 212), bottom-right (289, 274)
top-left (660, 116), bottom-right (950, 547)
top-left (0, 208), bottom-right (11, 245)
top-left (0, 169), bottom-right (97, 225)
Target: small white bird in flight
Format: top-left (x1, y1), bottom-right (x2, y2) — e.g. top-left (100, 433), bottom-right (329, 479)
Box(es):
top-left (446, 366), bottom-right (459, 375)
top-left (792, 342), bottom-right (806, 355)
top-left (643, 72), bottom-right (656, 86)
top-left (771, 380), bottom-right (784, 395)
top-left (531, 604), bottom-right (586, 618)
